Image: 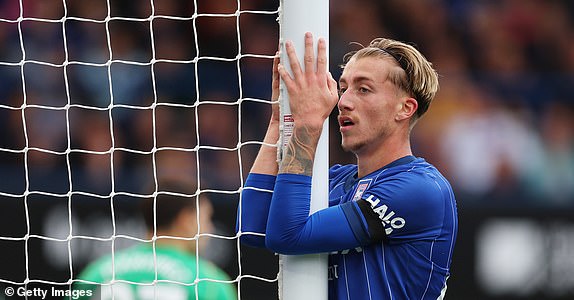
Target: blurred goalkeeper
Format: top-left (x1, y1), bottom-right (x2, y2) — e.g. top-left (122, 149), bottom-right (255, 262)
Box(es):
top-left (75, 181), bottom-right (237, 300)
top-left (237, 32), bottom-right (458, 299)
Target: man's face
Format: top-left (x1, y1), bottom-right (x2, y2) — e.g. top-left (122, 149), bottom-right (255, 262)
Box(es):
top-left (337, 56), bottom-right (407, 155)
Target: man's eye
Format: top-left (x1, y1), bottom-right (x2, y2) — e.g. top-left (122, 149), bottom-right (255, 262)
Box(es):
top-left (359, 87), bottom-right (370, 93)
top-left (338, 88), bottom-right (347, 96)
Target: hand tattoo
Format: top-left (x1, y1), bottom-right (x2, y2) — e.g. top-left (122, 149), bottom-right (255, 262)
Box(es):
top-left (279, 124), bottom-right (321, 176)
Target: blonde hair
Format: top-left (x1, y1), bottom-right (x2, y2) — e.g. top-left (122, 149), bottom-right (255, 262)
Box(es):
top-left (342, 38), bottom-right (439, 120)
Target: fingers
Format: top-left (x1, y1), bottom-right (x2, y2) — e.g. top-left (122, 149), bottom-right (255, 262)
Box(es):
top-left (316, 37), bottom-right (328, 75)
top-left (272, 51), bottom-right (280, 82)
top-left (327, 72), bottom-right (339, 97)
top-left (284, 40), bottom-right (303, 80)
top-left (303, 33), bottom-right (328, 75)
top-left (278, 32), bottom-right (329, 89)
top-left (271, 51), bottom-right (280, 101)
top-left (304, 32), bottom-right (314, 74)
top-left (277, 61), bottom-right (293, 90)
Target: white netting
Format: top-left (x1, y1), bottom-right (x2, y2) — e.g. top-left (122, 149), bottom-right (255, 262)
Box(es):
top-left (0, 1), bottom-right (280, 299)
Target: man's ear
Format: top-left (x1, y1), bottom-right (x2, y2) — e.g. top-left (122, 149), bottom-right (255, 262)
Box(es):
top-left (396, 97), bottom-right (418, 121)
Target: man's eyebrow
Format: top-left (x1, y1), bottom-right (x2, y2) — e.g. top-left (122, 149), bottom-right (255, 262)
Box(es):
top-left (339, 75), bottom-right (375, 85)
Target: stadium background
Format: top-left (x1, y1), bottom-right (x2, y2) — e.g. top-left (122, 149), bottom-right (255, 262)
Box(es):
top-left (0, 0), bottom-right (573, 299)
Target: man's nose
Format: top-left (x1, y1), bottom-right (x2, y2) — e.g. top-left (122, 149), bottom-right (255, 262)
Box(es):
top-left (337, 90), bottom-right (353, 111)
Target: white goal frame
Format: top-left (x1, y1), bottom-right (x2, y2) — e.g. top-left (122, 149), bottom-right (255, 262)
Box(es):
top-left (278, 0), bottom-right (329, 299)
top-left (0, 1), bottom-right (329, 299)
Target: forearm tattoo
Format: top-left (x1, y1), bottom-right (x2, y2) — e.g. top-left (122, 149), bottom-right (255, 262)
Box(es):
top-left (279, 124), bottom-right (321, 176)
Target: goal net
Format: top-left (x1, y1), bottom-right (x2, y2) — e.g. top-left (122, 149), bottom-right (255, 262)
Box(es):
top-left (0, 1), bottom-right (294, 299)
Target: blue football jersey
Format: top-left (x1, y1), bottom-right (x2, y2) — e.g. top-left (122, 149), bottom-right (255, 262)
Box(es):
top-left (237, 156), bottom-right (458, 299)
top-left (327, 156), bottom-right (458, 299)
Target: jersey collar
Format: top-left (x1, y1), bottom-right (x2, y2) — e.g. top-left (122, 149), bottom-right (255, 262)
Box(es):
top-left (344, 155), bottom-right (417, 192)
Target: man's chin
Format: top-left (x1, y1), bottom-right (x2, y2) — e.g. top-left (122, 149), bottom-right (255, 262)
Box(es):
top-left (341, 141), bottom-right (360, 153)
top-left (341, 138), bottom-right (365, 154)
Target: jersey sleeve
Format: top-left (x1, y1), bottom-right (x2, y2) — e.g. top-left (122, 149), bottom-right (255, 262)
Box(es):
top-left (357, 171), bottom-right (446, 242)
top-left (265, 174), bottom-right (367, 255)
top-left (235, 173), bottom-right (276, 248)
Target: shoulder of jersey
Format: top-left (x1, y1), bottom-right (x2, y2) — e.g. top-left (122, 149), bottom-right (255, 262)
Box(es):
top-left (330, 164), bottom-right (357, 178)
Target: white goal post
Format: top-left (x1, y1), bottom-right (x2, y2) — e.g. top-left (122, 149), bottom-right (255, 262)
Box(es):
top-left (278, 0), bottom-right (329, 300)
top-left (0, 1), bottom-right (330, 299)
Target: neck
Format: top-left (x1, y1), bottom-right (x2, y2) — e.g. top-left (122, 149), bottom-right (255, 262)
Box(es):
top-left (148, 231), bottom-right (196, 252)
top-left (355, 133), bottom-right (412, 178)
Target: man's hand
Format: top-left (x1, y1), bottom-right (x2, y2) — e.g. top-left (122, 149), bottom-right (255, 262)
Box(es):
top-left (249, 51), bottom-right (281, 176)
top-left (277, 32), bottom-right (338, 176)
top-left (278, 32), bottom-right (339, 130)
top-left (270, 50), bottom-right (280, 125)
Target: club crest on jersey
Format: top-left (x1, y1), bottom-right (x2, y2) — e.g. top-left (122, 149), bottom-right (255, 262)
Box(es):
top-left (364, 194), bottom-right (406, 235)
top-left (352, 179), bottom-right (372, 201)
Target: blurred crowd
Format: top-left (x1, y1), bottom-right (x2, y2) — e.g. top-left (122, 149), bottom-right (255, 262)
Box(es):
top-left (0, 0), bottom-right (573, 212)
top-left (332, 0), bottom-right (574, 208)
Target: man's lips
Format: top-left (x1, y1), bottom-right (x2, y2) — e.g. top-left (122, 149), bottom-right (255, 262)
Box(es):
top-left (338, 116), bottom-right (355, 130)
